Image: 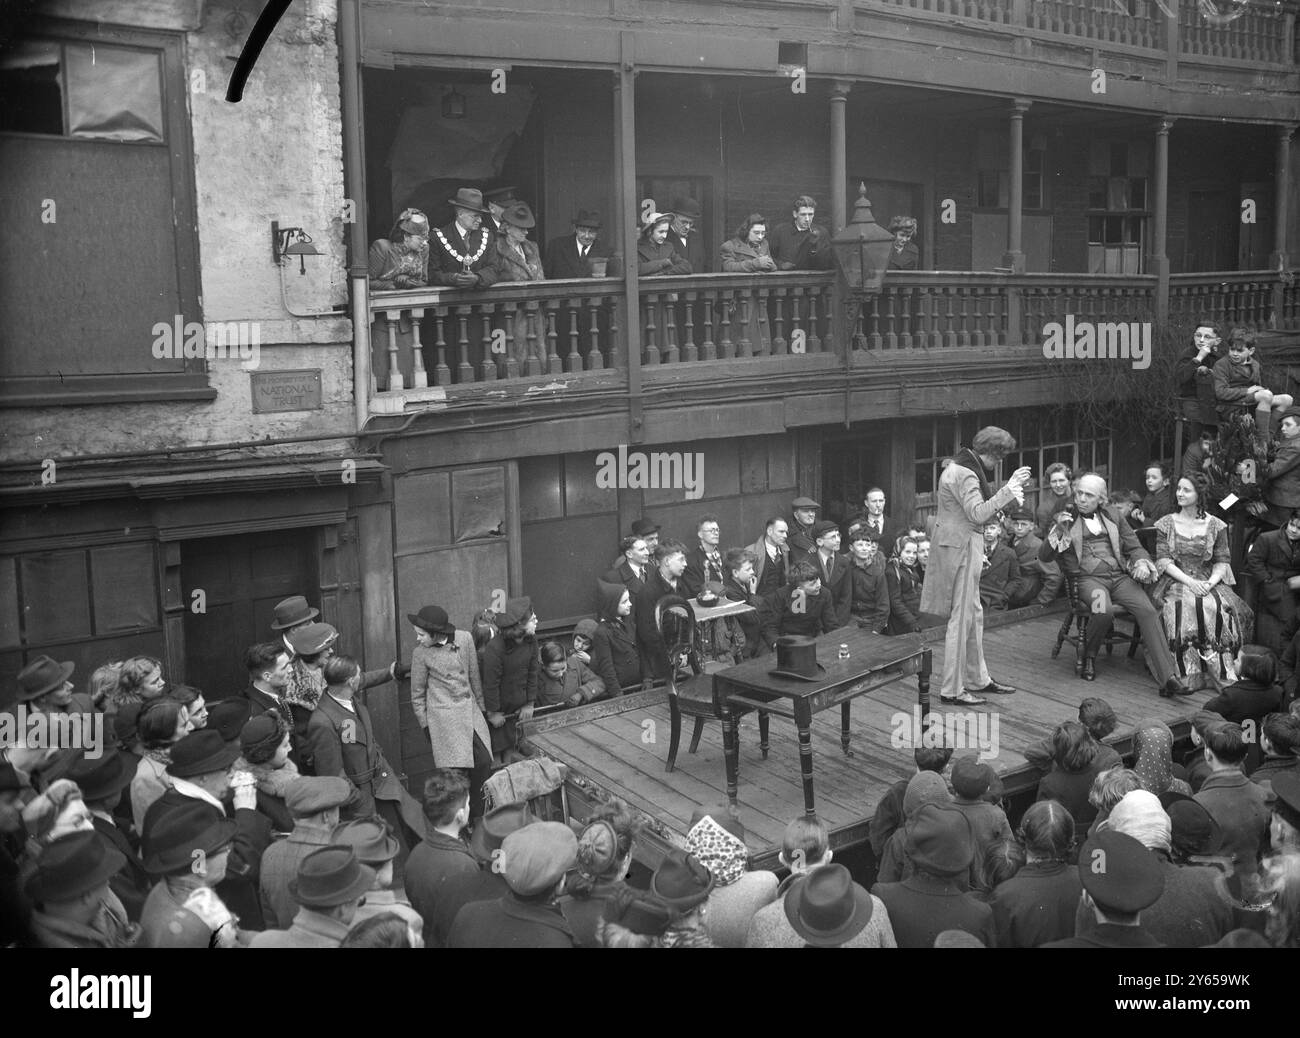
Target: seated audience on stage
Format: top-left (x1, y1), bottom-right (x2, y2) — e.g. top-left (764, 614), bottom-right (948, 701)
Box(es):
top-left (1263, 406), bottom-right (1300, 530)
top-left (536, 640), bottom-right (604, 709)
top-left (1034, 463), bottom-right (1073, 536)
top-left (721, 547), bottom-right (764, 658)
top-left (604, 534), bottom-right (651, 596)
top-left (1005, 506), bottom-right (1062, 608)
top-left (886, 536), bottom-right (926, 634)
top-left (683, 515), bottom-right (726, 598)
top-left (846, 525), bottom-right (890, 634)
top-left (635, 541), bottom-right (690, 680)
top-left (1182, 429), bottom-right (1216, 480)
top-left (1174, 321), bottom-right (1222, 441)
top-left (978, 520), bottom-right (1019, 611)
top-left (1212, 326), bottom-right (1294, 435)
top-left (1142, 461), bottom-right (1176, 523)
top-left (1111, 489), bottom-right (1144, 531)
top-left (1246, 511), bottom-right (1300, 655)
top-left (759, 559), bottom-right (838, 647)
top-left (591, 581), bottom-right (644, 695)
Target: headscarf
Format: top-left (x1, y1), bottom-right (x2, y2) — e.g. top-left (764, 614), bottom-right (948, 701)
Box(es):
top-left (686, 815), bottom-right (748, 887)
top-left (1106, 790), bottom-right (1172, 853)
top-left (1133, 719), bottom-right (1188, 797)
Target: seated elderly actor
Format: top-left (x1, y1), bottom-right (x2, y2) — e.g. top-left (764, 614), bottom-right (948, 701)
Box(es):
top-left (545, 209), bottom-right (618, 279)
top-left (368, 208), bottom-right (430, 291)
top-left (1040, 473), bottom-right (1189, 695)
top-left (720, 214), bottom-right (777, 273)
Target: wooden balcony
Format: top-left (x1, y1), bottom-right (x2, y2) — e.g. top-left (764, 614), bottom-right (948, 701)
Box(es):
top-left (367, 269), bottom-right (1298, 413)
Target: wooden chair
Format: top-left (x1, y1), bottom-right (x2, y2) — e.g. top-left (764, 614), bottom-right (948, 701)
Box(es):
top-left (1051, 570), bottom-right (1143, 674)
top-left (656, 595), bottom-right (767, 773)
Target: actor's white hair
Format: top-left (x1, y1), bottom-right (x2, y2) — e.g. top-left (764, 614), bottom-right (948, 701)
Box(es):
top-left (1075, 473), bottom-right (1109, 504)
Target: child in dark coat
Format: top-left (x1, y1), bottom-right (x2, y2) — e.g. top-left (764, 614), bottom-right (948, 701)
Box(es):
top-left (590, 581), bottom-right (644, 695)
top-left (482, 596), bottom-right (540, 759)
top-left (1212, 327), bottom-right (1294, 435)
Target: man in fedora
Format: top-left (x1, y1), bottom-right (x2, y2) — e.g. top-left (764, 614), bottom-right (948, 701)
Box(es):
top-left (667, 196), bottom-right (706, 273)
top-left (785, 863), bottom-right (892, 948)
top-left (260, 775), bottom-right (358, 928)
top-left (270, 594), bottom-right (319, 638)
top-left (446, 820), bottom-right (578, 948)
top-left (484, 185), bottom-right (519, 233)
top-left (409, 605), bottom-right (494, 820)
top-left (26, 830), bottom-right (138, 948)
top-left (404, 769), bottom-right (477, 945)
top-left (545, 209), bottom-right (619, 279)
top-left (1043, 829), bottom-right (1167, 947)
top-left (69, 748), bottom-right (148, 921)
top-left (142, 728), bottom-right (273, 931)
top-left (13, 655), bottom-right (91, 715)
top-left (306, 655), bottom-right (427, 858)
top-left (430, 187), bottom-right (500, 289)
top-left (249, 845), bottom-right (374, 948)
top-left (139, 799), bottom-right (242, 947)
top-left (332, 816), bottom-right (423, 929)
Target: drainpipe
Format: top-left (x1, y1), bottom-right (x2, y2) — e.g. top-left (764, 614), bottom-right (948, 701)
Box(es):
top-left (340, 0), bottom-right (370, 432)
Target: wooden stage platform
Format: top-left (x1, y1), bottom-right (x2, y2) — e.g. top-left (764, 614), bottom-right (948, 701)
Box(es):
top-left (523, 609), bottom-right (1206, 871)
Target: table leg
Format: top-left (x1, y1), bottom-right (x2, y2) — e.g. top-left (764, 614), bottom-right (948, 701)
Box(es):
top-left (840, 701), bottom-right (854, 757)
top-left (721, 705), bottom-right (740, 808)
top-left (794, 698), bottom-right (816, 819)
top-left (919, 647), bottom-right (933, 722)
top-left (758, 711), bottom-right (770, 759)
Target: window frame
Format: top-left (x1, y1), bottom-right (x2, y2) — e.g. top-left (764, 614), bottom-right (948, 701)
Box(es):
top-left (0, 18), bottom-right (210, 407)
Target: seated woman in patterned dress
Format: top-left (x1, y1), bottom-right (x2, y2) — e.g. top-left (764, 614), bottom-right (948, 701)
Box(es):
top-left (1151, 473), bottom-right (1254, 690)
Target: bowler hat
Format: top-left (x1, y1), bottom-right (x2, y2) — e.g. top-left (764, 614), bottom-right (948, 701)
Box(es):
top-left (810, 520), bottom-right (839, 540)
top-left (670, 196), bottom-right (702, 221)
top-left (496, 597), bottom-right (534, 630)
top-left (574, 209), bottom-right (603, 229)
top-left (1158, 791), bottom-right (1224, 855)
top-left (469, 802), bottom-right (536, 861)
top-left (331, 817), bottom-right (401, 864)
top-left (630, 518), bottom-right (660, 537)
top-left (166, 729), bottom-right (240, 779)
top-left (906, 803), bottom-right (975, 876)
top-left (270, 595), bottom-right (319, 631)
top-left (770, 635), bottom-right (826, 682)
top-left (141, 799), bottom-right (237, 874)
top-left (207, 698), bottom-right (251, 743)
top-left (286, 622), bottom-right (338, 657)
top-left (68, 747), bottom-right (137, 803)
top-left (408, 605), bottom-right (456, 637)
top-left (1076, 830), bottom-right (1165, 913)
top-left (791, 497), bottom-right (820, 510)
top-left (447, 187), bottom-right (491, 214)
top-left (16, 655), bottom-right (75, 702)
top-left (497, 821), bottom-right (578, 896)
top-left (289, 846), bottom-right (376, 908)
top-left (784, 864), bottom-right (874, 947)
top-left (650, 847), bottom-right (714, 910)
top-left (25, 831), bottom-right (126, 904)
top-left (498, 201), bottom-right (536, 229)
top-left (284, 776), bottom-right (359, 818)
top-left (484, 186), bottom-right (518, 205)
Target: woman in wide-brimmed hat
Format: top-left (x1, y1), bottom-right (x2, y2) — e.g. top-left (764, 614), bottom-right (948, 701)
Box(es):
top-left (283, 620), bottom-right (340, 717)
top-left (652, 847), bottom-right (715, 947)
top-left (139, 799), bottom-right (242, 948)
top-left (483, 201), bottom-right (547, 374)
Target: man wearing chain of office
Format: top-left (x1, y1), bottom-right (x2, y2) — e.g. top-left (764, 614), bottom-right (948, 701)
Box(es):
top-left (429, 188), bottom-right (501, 289)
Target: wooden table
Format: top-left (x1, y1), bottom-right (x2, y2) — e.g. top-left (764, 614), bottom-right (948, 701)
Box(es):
top-left (712, 627), bottom-right (931, 818)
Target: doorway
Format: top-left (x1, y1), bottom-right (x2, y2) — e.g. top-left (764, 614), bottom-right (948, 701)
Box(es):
top-left (822, 430), bottom-right (893, 528)
top-left (181, 529), bottom-right (320, 698)
top-left (1185, 190), bottom-right (1237, 272)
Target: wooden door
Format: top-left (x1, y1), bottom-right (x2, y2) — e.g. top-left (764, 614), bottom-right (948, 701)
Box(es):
top-left (1186, 190), bottom-right (1237, 272)
top-left (180, 530), bottom-right (320, 698)
top-left (1239, 182), bottom-right (1273, 270)
top-left (821, 430), bottom-right (894, 527)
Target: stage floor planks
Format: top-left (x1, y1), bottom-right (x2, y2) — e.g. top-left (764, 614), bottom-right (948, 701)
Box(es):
top-left (529, 613), bottom-right (1204, 863)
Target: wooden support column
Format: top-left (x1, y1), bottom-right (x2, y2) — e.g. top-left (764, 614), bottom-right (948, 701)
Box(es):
top-left (617, 33), bottom-right (644, 443)
top-left (1152, 117), bottom-right (1174, 325)
top-left (1273, 124), bottom-right (1296, 329)
top-left (1002, 99), bottom-right (1030, 274)
top-left (830, 80), bottom-right (852, 233)
top-left (1164, 0), bottom-right (1179, 82)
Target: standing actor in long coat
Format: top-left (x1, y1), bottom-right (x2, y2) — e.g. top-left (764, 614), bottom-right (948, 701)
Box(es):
top-left (920, 427), bottom-right (1030, 705)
